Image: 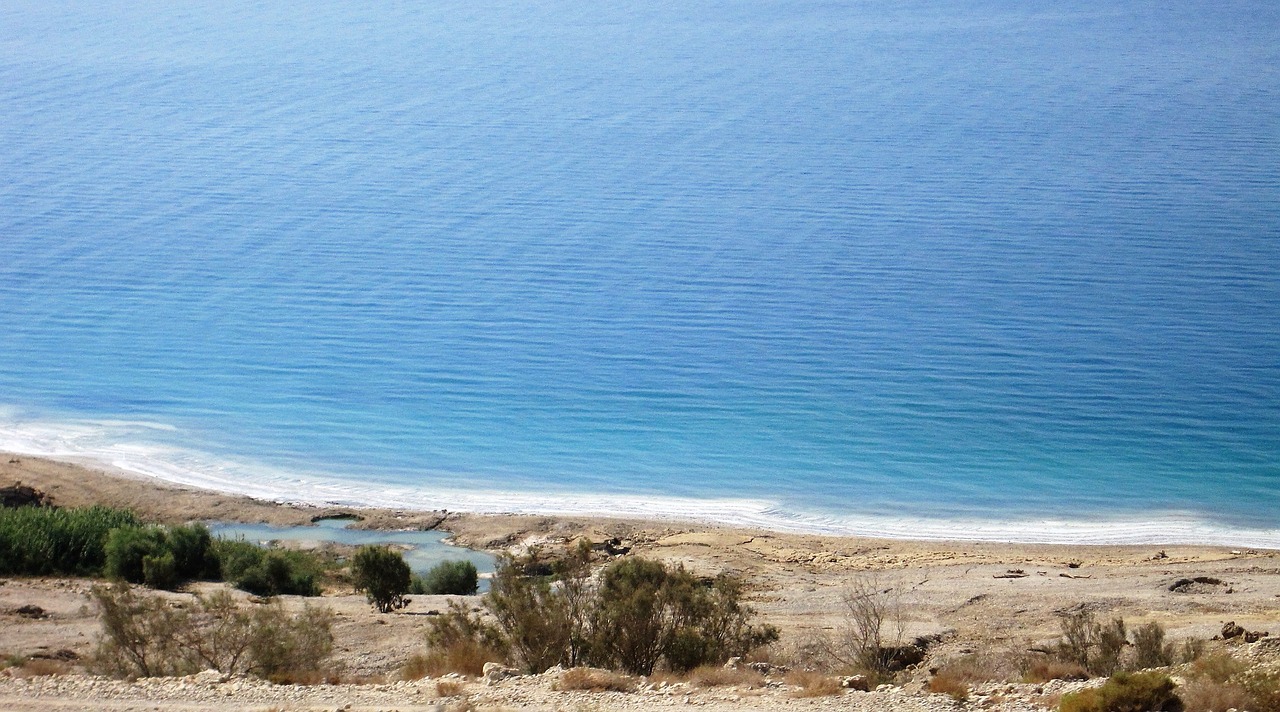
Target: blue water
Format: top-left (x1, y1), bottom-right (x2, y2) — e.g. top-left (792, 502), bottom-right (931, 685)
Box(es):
top-left (1, 0), bottom-right (1278, 544)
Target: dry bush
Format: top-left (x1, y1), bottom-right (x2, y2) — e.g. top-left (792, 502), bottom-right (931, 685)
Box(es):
top-left (91, 583), bottom-right (333, 681)
top-left (1191, 653), bottom-right (1247, 684)
top-left (424, 599), bottom-right (507, 676)
top-left (786, 670), bottom-right (843, 697)
top-left (928, 671), bottom-right (970, 702)
top-left (413, 639), bottom-right (501, 677)
top-left (1179, 677), bottom-right (1253, 712)
top-left (1023, 659), bottom-right (1090, 683)
top-left (436, 680), bottom-right (466, 697)
top-left (12, 658), bottom-right (72, 677)
top-left (936, 651), bottom-right (1021, 684)
top-left (399, 653), bottom-right (433, 681)
top-left (1239, 669), bottom-right (1280, 712)
top-left (1133, 622), bottom-right (1174, 669)
top-left (555, 667), bottom-right (636, 693)
top-left (265, 668), bottom-right (328, 685)
top-left (1179, 638), bottom-right (1206, 663)
top-left (1053, 609), bottom-right (1128, 676)
top-left (825, 575), bottom-right (907, 677)
top-left (688, 664), bottom-right (765, 688)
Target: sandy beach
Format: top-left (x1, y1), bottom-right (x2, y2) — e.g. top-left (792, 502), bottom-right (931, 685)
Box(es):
top-left (1, 452), bottom-right (1278, 711)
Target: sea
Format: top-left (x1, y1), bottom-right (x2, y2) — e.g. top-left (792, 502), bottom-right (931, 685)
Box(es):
top-left (1, 0), bottom-right (1277, 546)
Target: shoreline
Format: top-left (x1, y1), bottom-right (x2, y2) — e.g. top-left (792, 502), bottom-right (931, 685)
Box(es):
top-left (3, 450), bottom-right (1280, 710)
top-left (0, 440), bottom-right (1277, 548)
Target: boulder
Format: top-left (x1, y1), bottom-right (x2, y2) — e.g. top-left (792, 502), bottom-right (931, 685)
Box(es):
top-left (482, 662), bottom-right (519, 685)
top-left (841, 675), bottom-right (870, 691)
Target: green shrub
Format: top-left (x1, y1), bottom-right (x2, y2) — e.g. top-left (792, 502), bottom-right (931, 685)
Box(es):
top-left (165, 524), bottom-right (220, 580)
top-left (1059, 671), bottom-right (1183, 712)
top-left (0, 505), bottom-right (140, 576)
top-left (104, 525), bottom-right (168, 584)
top-left (1094, 618), bottom-right (1128, 676)
top-left (413, 560), bottom-right (479, 595)
top-left (212, 538), bottom-right (322, 597)
top-left (105, 523), bottom-right (222, 590)
top-left (590, 559), bottom-right (777, 675)
top-left (91, 582), bottom-right (192, 677)
top-left (473, 553), bottom-right (775, 675)
top-left (417, 552), bottom-right (776, 676)
top-left (351, 545), bottom-right (411, 613)
top-left (486, 552), bottom-right (585, 673)
top-left (141, 551), bottom-right (178, 591)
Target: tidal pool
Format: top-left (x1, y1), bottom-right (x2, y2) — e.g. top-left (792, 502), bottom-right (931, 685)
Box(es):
top-left (209, 518), bottom-right (495, 591)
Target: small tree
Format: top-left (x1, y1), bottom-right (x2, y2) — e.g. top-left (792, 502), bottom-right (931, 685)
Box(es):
top-left (352, 545), bottom-right (411, 613)
top-left (415, 560), bottom-right (479, 595)
top-left (1133, 622), bottom-right (1174, 669)
top-left (591, 557), bottom-right (671, 674)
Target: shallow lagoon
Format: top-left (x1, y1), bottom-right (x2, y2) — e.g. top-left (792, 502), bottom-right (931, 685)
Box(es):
top-left (209, 519), bottom-right (495, 590)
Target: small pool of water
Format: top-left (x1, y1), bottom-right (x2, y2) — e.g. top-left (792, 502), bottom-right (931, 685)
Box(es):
top-left (209, 519), bottom-right (495, 591)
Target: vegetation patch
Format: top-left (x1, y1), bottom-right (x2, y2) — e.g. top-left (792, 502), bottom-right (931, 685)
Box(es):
top-left (555, 667), bottom-right (637, 693)
top-left (426, 549), bottom-right (777, 676)
top-left (214, 538), bottom-right (324, 597)
top-left (1059, 671), bottom-right (1182, 712)
top-left (687, 664), bottom-right (766, 688)
top-left (0, 505), bottom-right (140, 576)
top-left (412, 560), bottom-right (479, 595)
top-left (92, 583), bottom-right (334, 680)
top-left (786, 670), bottom-right (843, 697)
top-left (928, 671), bottom-right (970, 702)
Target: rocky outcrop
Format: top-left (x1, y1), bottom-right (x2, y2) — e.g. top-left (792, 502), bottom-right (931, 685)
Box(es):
top-left (0, 482), bottom-right (53, 508)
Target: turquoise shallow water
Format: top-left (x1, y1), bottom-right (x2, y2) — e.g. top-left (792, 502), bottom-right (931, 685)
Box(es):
top-left (1, 0), bottom-right (1278, 544)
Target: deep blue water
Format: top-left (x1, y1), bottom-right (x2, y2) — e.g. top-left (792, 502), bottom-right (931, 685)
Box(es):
top-left (1, 0), bottom-right (1278, 543)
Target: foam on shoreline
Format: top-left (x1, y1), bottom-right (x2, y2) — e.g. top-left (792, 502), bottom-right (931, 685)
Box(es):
top-left (3, 409), bottom-right (1277, 549)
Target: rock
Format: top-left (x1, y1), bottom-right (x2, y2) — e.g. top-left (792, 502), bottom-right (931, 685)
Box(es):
top-left (483, 662), bottom-right (519, 685)
top-left (192, 669), bottom-right (223, 685)
top-left (11, 605), bottom-right (48, 619)
top-left (723, 657), bottom-right (743, 670)
top-left (841, 675), bottom-right (870, 691)
top-left (591, 538), bottom-right (632, 556)
top-left (1171, 577), bottom-right (1226, 594)
top-left (1244, 630), bottom-right (1269, 643)
top-left (1222, 622), bottom-right (1246, 640)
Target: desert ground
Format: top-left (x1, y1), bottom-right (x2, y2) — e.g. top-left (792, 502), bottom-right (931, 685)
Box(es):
top-left (0, 453), bottom-right (1277, 711)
